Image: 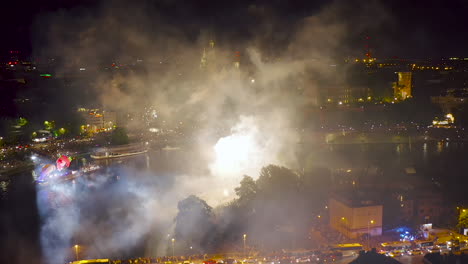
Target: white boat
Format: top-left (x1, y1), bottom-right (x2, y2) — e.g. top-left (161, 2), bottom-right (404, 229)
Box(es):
top-left (161, 145), bottom-right (181, 151)
top-left (90, 143), bottom-right (148, 160)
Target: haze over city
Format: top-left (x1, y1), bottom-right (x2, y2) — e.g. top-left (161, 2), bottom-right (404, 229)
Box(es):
top-left (1, 1), bottom-right (468, 264)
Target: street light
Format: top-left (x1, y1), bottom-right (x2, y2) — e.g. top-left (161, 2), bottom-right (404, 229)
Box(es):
top-left (171, 238), bottom-right (175, 258)
top-left (368, 220), bottom-right (374, 250)
top-left (74, 244), bottom-right (79, 261)
top-left (243, 234), bottom-right (247, 258)
top-left (341, 217), bottom-right (347, 239)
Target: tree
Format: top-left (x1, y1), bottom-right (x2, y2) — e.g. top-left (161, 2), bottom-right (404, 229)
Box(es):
top-left (235, 175), bottom-right (258, 204)
top-left (17, 117), bottom-right (28, 127)
top-left (253, 165), bottom-right (306, 249)
top-left (256, 164), bottom-right (300, 195)
top-left (458, 209), bottom-right (468, 230)
top-left (110, 127), bottom-right (129, 145)
top-left (174, 195), bottom-right (216, 252)
top-left (44, 120), bottom-right (55, 131)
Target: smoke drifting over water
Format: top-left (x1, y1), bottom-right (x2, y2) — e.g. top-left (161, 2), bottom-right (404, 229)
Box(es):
top-left (31, 0), bottom-right (392, 262)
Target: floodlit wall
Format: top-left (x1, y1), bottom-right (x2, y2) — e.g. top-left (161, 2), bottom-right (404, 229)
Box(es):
top-left (329, 197), bottom-right (383, 239)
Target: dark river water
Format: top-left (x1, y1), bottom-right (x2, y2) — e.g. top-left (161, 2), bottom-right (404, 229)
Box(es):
top-left (1, 142), bottom-right (467, 264)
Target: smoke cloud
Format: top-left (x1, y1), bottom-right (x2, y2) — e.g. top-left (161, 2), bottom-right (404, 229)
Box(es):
top-left (31, 0), bottom-right (392, 262)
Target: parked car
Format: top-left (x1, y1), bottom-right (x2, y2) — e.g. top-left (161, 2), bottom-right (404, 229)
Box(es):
top-left (407, 249), bottom-right (423, 256)
top-left (428, 246), bottom-right (441, 254)
top-left (387, 251), bottom-right (403, 257)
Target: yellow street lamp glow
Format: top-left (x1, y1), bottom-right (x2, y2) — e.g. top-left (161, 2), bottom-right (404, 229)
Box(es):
top-left (370, 220), bottom-right (374, 224)
top-left (74, 245), bottom-right (79, 261)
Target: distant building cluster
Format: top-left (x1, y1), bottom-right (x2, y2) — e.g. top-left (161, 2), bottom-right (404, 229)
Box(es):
top-left (326, 168), bottom-right (456, 240)
top-left (77, 108), bottom-right (116, 134)
top-left (321, 55), bottom-right (468, 106)
top-left (393, 72), bottom-right (412, 100)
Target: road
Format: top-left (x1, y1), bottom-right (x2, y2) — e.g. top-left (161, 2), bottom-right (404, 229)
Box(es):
top-left (397, 255), bottom-right (425, 264)
top-left (334, 255), bottom-right (424, 264)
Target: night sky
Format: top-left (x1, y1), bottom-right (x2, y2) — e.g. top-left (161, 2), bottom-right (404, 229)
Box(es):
top-left (1, 0), bottom-right (468, 59)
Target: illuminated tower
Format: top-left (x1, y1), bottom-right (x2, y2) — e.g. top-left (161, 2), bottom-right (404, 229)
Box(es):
top-left (365, 36), bottom-right (371, 59)
top-left (393, 72), bottom-right (412, 100)
top-left (200, 48), bottom-right (207, 69)
top-left (233, 51), bottom-right (240, 69)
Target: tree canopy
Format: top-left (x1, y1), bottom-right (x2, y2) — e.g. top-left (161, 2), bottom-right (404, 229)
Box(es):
top-left (110, 127), bottom-right (129, 145)
top-left (174, 195), bottom-right (216, 253)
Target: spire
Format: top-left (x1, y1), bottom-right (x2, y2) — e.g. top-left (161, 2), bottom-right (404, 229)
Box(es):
top-left (200, 48), bottom-right (207, 69)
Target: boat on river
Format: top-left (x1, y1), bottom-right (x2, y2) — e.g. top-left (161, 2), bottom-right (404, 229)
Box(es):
top-left (90, 143), bottom-right (148, 160)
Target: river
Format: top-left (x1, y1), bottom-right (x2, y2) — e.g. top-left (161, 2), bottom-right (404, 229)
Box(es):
top-left (1, 141), bottom-right (467, 263)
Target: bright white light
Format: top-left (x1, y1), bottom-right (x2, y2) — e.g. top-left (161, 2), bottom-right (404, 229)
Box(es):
top-left (31, 155), bottom-right (37, 161)
top-left (210, 116), bottom-right (264, 181)
top-left (223, 189), bottom-right (229, 197)
top-left (251, 79), bottom-right (255, 83)
top-left (213, 133), bottom-right (255, 173)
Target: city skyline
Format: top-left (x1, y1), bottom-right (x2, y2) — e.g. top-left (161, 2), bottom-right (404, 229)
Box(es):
top-left (1, 0), bottom-right (468, 58)
top-left (2, 1), bottom-right (468, 264)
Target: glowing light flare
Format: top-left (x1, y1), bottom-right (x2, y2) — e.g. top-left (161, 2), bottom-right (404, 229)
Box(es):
top-left (213, 133), bottom-right (257, 174)
top-left (446, 113), bottom-right (455, 123)
top-left (210, 117), bottom-right (268, 182)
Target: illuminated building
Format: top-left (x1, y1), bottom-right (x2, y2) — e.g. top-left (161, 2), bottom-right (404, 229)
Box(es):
top-left (329, 193), bottom-right (383, 239)
top-left (394, 190), bottom-right (452, 226)
top-left (431, 113), bottom-right (455, 128)
top-left (393, 72), bottom-right (412, 100)
top-left (78, 108), bottom-right (116, 133)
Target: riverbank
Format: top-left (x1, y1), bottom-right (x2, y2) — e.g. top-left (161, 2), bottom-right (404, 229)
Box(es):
top-left (0, 162), bottom-right (34, 181)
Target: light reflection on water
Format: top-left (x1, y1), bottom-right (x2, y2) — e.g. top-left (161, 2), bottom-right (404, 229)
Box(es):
top-left (0, 180), bottom-right (9, 197)
top-left (423, 143), bottom-right (427, 161)
top-left (437, 141), bottom-right (443, 153)
top-left (307, 141), bottom-right (468, 171)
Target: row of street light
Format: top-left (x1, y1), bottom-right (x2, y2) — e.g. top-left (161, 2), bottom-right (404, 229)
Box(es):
top-left (339, 217), bottom-right (375, 249)
top-left (72, 234), bottom-right (249, 261)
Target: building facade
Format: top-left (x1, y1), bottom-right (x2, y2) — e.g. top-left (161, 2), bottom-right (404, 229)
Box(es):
top-left (329, 195), bottom-right (383, 239)
top-left (393, 72), bottom-right (412, 100)
top-left (78, 108), bottom-right (116, 133)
